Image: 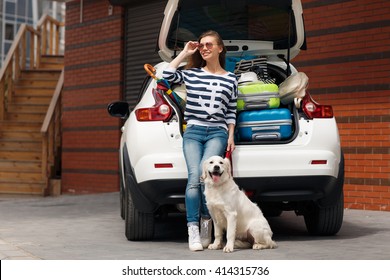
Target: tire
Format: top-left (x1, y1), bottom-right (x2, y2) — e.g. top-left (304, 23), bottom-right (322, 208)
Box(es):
top-left (304, 151), bottom-right (344, 236)
top-left (304, 191), bottom-right (344, 236)
top-left (119, 179), bottom-right (125, 220)
top-left (125, 185), bottom-right (155, 241)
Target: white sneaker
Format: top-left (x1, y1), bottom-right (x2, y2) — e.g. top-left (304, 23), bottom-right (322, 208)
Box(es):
top-left (200, 218), bottom-right (213, 248)
top-left (188, 225), bottom-right (203, 251)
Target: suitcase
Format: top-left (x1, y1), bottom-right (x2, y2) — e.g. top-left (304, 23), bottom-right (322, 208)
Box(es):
top-left (237, 83), bottom-right (280, 111)
top-left (236, 108), bottom-right (292, 141)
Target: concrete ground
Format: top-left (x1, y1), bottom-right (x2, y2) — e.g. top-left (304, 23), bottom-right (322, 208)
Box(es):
top-left (0, 192), bottom-right (390, 260)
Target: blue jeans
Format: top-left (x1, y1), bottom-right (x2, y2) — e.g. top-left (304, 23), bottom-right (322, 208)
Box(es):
top-left (182, 124), bottom-right (228, 226)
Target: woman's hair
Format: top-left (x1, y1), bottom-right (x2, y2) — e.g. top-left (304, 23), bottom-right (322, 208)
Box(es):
top-left (185, 30), bottom-right (227, 69)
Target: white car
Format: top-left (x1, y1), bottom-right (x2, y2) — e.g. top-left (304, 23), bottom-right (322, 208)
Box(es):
top-left (108, 0), bottom-right (344, 241)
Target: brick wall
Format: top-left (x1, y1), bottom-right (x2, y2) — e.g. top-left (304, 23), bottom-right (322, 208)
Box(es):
top-left (62, 0), bottom-right (124, 194)
top-left (62, 0), bottom-right (390, 210)
top-left (295, 0), bottom-right (390, 210)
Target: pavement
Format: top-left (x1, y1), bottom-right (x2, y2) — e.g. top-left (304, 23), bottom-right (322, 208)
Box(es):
top-left (1, 192), bottom-right (390, 260)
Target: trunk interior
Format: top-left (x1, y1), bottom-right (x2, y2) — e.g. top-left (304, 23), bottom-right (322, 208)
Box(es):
top-left (234, 63), bottom-right (299, 145)
top-left (166, 62), bottom-right (300, 145)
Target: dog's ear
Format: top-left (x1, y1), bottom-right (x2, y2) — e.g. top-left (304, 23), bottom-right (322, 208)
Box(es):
top-left (200, 160), bottom-right (208, 182)
top-left (223, 157), bottom-right (232, 178)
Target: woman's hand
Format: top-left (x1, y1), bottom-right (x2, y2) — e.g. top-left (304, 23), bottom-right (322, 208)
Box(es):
top-left (226, 124), bottom-right (235, 152)
top-left (183, 41), bottom-right (199, 56)
top-left (227, 136), bottom-right (235, 152)
top-left (168, 41), bottom-right (198, 69)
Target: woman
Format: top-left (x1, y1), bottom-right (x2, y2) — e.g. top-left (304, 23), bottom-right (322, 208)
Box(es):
top-left (163, 30), bottom-right (237, 251)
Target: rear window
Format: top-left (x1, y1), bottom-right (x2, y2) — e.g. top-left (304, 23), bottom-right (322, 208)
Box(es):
top-left (166, 0), bottom-right (297, 50)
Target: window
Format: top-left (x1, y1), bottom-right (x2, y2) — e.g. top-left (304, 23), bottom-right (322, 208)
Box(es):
top-left (5, 1), bottom-right (16, 15)
top-left (5, 23), bottom-right (14, 40)
top-left (17, 0), bottom-right (27, 17)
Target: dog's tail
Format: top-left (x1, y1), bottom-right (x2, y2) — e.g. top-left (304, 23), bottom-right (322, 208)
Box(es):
top-left (234, 240), bottom-right (252, 249)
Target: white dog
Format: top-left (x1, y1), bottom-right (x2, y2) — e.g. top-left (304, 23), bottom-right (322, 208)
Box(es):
top-left (202, 155), bottom-right (277, 253)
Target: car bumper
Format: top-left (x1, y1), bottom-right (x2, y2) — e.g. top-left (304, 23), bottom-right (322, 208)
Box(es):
top-left (136, 172), bottom-right (342, 211)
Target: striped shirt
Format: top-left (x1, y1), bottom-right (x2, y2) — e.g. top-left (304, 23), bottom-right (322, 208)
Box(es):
top-left (162, 67), bottom-right (238, 130)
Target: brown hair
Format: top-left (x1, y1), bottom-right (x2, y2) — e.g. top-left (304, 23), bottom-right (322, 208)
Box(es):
top-left (185, 30), bottom-right (227, 69)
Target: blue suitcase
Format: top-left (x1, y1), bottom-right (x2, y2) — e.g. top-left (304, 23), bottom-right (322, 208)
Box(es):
top-left (236, 109), bottom-right (293, 141)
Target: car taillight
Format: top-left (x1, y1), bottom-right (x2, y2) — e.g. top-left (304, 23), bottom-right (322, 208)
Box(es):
top-left (302, 92), bottom-right (333, 119)
top-left (135, 89), bottom-right (172, 121)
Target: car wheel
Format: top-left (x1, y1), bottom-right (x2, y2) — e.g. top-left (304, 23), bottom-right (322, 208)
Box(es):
top-left (304, 191), bottom-right (344, 236)
top-left (125, 186), bottom-right (155, 241)
top-left (120, 178), bottom-right (125, 220)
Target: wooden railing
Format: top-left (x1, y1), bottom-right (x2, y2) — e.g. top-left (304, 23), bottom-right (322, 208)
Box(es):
top-left (41, 70), bottom-right (64, 194)
top-left (0, 14), bottom-right (64, 195)
top-left (37, 14), bottom-right (64, 56)
top-left (0, 14), bottom-right (64, 121)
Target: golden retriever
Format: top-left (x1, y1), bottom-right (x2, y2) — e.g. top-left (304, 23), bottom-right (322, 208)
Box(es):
top-left (202, 155), bottom-right (277, 253)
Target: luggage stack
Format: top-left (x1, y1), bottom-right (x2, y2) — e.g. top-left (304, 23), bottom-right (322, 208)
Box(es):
top-left (235, 67), bottom-right (293, 142)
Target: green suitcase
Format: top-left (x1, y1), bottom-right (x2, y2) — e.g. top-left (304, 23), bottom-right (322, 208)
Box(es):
top-left (237, 83), bottom-right (280, 111)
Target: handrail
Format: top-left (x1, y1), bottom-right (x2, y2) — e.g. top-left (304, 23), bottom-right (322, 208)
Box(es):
top-left (0, 24), bottom-right (30, 120)
top-left (41, 70), bottom-right (64, 133)
top-left (37, 14), bottom-right (65, 56)
top-left (41, 70), bottom-right (64, 193)
top-left (37, 14), bottom-right (63, 28)
top-left (0, 24), bottom-right (28, 80)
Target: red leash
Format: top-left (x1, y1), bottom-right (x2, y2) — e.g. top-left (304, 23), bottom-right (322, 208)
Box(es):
top-left (225, 150), bottom-right (233, 176)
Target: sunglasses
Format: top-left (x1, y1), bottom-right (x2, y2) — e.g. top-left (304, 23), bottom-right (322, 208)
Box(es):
top-left (197, 42), bottom-right (219, 50)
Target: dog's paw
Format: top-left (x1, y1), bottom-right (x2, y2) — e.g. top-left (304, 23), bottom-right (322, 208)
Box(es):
top-left (253, 241), bottom-right (277, 250)
top-left (252, 243), bottom-right (266, 250)
top-left (223, 245), bottom-right (234, 253)
top-left (208, 243), bottom-right (223, 250)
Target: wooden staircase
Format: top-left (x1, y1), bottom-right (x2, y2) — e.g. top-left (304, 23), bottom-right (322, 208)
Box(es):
top-left (0, 15), bottom-right (64, 196)
top-left (0, 57), bottom-right (63, 195)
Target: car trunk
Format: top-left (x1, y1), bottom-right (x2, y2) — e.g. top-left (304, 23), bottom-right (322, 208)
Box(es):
top-left (157, 0), bottom-right (306, 145)
top-left (163, 62), bottom-right (300, 146)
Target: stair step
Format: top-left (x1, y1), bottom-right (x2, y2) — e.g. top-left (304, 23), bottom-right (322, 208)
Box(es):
top-left (0, 160), bottom-right (42, 172)
top-left (0, 130), bottom-right (42, 141)
top-left (41, 55), bottom-right (64, 64)
top-left (0, 120), bottom-right (42, 131)
top-left (0, 150), bottom-right (42, 161)
top-left (7, 104), bottom-right (48, 114)
top-left (13, 87), bottom-right (55, 96)
top-left (16, 79), bottom-right (59, 88)
top-left (0, 181), bottom-right (46, 195)
top-left (12, 95), bottom-right (52, 105)
top-left (0, 121), bottom-right (41, 131)
top-left (20, 69), bottom-right (62, 80)
top-left (0, 139), bottom-right (42, 151)
top-left (39, 63), bottom-right (63, 70)
top-left (6, 112), bottom-right (45, 122)
top-left (0, 170), bottom-right (43, 182)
